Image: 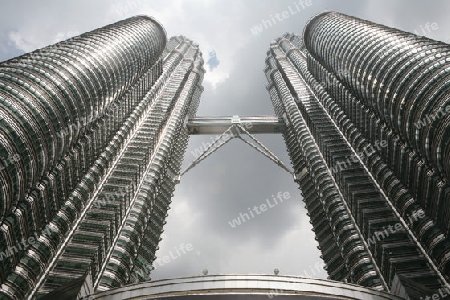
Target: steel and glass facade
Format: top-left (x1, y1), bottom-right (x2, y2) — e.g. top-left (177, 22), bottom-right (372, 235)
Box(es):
top-left (265, 12), bottom-right (450, 299)
top-left (0, 17), bottom-right (204, 299)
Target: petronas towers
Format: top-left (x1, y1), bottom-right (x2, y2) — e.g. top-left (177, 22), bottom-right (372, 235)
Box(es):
top-left (0, 10), bottom-right (449, 300)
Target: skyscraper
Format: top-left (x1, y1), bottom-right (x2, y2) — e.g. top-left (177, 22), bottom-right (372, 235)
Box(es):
top-left (2, 9), bottom-right (450, 300)
top-left (0, 16), bottom-right (204, 299)
top-left (265, 11), bottom-right (450, 299)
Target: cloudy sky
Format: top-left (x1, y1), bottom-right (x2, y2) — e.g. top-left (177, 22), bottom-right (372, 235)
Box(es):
top-left (1, 0), bottom-right (450, 283)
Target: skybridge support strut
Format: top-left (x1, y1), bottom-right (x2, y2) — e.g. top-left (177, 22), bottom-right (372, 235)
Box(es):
top-left (180, 115), bottom-right (292, 178)
top-left (187, 115), bottom-right (285, 135)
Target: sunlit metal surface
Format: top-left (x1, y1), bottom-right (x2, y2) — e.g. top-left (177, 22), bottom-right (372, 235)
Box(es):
top-left (0, 18), bottom-right (206, 300)
top-left (187, 116), bottom-right (285, 134)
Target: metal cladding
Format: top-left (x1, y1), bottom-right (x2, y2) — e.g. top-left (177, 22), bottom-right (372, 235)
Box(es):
top-left (303, 12), bottom-right (450, 237)
top-left (266, 11), bottom-right (450, 299)
top-left (0, 16), bottom-right (166, 220)
top-left (265, 39), bottom-right (386, 290)
top-left (0, 16), bottom-right (204, 299)
top-left (304, 12), bottom-right (450, 178)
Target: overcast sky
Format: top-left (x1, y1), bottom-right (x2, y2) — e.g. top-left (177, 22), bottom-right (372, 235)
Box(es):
top-left (1, 0), bottom-right (450, 283)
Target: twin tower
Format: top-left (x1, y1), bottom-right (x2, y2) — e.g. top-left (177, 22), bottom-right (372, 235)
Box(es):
top-left (0, 12), bottom-right (449, 300)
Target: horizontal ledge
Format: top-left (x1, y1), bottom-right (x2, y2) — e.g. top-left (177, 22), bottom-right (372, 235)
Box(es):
top-left (90, 274), bottom-right (403, 300)
top-left (187, 115), bottom-right (285, 135)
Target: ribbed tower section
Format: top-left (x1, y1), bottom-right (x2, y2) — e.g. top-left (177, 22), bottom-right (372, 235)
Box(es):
top-left (93, 36), bottom-right (204, 291)
top-left (266, 13), bottom-right (450, 296)
top-left (265, 38), bottom-right (386, 291)
top-left (0, 17), bottom-right (204, 299)
top-left (304, 12), bottom-right (450, 292)
top-left (303, 13), bottom-right (450, 281)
